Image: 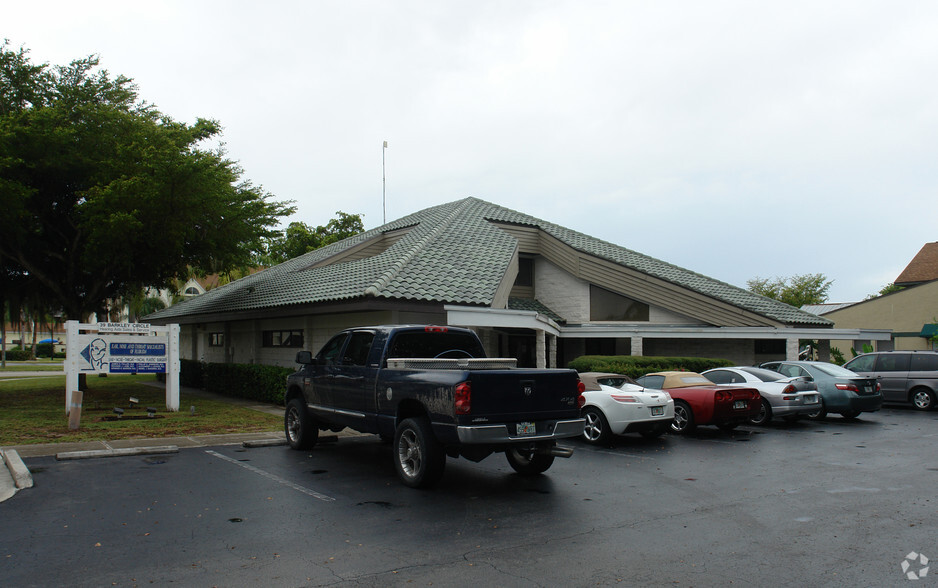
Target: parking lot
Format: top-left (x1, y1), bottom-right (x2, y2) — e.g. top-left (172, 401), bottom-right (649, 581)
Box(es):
top-left (2, 406), bottom-right (936, 587)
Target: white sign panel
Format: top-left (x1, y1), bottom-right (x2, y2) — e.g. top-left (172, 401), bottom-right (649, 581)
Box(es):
top-left (76, 334), bottom-right (168, 374)
top-left (95, 322), bottom-right (152, 334)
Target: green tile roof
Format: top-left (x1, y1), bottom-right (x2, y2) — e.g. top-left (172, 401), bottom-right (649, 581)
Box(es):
top-left (146, 197), bottom-right (830, 326)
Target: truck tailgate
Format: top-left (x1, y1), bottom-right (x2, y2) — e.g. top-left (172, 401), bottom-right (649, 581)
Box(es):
top-left (465, 369), bottom-right (581, 422)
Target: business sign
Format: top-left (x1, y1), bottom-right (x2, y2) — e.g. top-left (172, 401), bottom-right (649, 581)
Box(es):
top-left (76, 335), bottom-right (168, 374)
top-left (66, 321), bottom-right (181, 412)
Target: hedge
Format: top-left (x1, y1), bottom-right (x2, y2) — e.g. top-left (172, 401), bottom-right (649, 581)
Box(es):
top-left (200, 362), bottom-right (292, 405)
top-left (567, 355), bottom-right (734, 379)
top-left (2, 347), bottom-right (34, 361)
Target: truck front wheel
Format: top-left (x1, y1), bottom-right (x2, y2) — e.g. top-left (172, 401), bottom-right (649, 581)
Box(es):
top-left (285, 398), bottom-right (318, 450)
top-left (506, 444), bottom-right (555, 475)
top-left (393, 417), bottom-right (446, 488)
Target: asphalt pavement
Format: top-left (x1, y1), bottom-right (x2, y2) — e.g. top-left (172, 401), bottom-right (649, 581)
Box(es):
top-left (0, 380), bottom-right (315, 502)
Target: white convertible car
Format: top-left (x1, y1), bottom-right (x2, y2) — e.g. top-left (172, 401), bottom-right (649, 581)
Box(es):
top-left (578, 372), bottom-right (675, 444)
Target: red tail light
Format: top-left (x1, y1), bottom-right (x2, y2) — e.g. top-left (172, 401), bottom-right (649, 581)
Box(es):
top-left (425, 325), bottom-right (449, 333)
top-left (455, 381), bottom-right (471, 414)
top-left (783, 385), bottom-right (796, 394)
top-left (715, 390), bottom-right (731, 402)
top-left (835, 383), bottom-right (859, 392)
top-left (577, 379), bottom-right (586, 408)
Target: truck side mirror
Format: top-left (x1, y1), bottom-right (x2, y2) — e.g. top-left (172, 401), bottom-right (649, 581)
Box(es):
top-left (295, 351), bottom-right (313, 365)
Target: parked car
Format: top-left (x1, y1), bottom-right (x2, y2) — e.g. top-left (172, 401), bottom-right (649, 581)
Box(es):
top-left (843, 351), bottom-right (938, 411)
top-left (577, 372), bottom-right (674, 444)
top-left (634, 371), bottom-right (761, 434)
top-left (759, 361), bottom-right (882, 419)
top-left (701, 366), bottom-right (821, 425)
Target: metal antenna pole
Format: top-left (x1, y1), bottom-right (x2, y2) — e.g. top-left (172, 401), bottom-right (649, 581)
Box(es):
top-left (382, 140), bottom-right (387, 225)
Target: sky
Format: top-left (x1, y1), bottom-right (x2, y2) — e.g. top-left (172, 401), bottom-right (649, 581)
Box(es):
top-left (6, 1), bottom-right (937, 303)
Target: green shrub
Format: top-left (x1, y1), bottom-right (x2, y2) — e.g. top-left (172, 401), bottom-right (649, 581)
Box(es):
top-left (180, 359), bottom-right (205, 388)
top-left (202, 363), bottom-right (293, 405)
top-left (567, 355), bottom-right (734, 378)
top-left (3, 347), bottom-right (33, 361)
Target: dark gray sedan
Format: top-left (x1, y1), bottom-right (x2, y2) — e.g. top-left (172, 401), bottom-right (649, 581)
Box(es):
top-left (759, 360), bottom-right (883, 419)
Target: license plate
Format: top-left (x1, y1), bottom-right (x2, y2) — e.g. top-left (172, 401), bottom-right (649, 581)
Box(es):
top-left (804, 395), bottom-right (819, 404)
top-left (516, 422), bottom-right (536, 436)
top-left (651, 406), bottom-right (664, 416)
top-left (864, 386), bottom-right (873, 394)
top-left (733, 400), bottom-right (748, 410)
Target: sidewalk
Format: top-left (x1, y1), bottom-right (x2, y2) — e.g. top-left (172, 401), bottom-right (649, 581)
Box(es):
top-left (0, 382), bottom-right (364, 502)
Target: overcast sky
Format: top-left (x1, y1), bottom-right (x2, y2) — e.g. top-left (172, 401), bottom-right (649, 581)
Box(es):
top-left (7, 1), bottom-right (937, 303)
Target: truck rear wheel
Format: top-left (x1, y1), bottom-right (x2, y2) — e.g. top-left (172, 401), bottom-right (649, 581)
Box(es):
top-left (285, 398), bottom-right (318, 450)
top-left (393, 417), bottom-right (446, 488)
top-left (506, 444), bottom-right (555, 475)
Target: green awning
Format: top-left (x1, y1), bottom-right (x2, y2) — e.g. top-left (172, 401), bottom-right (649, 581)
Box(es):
top-left (920, 324), bottom-right (938, 337)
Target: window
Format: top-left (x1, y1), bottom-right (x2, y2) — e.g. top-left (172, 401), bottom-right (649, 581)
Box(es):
top-left (316, 333), bottom-right (348, 365)
top-left (209, 333), bottom-right (224, 347)
top-left (910, 353), bottom-right (938, 371)
top-left (184, 286), bottom-right (200, 296)
top-left (589, 285), bottom-right (649, 321)
top-left (875, 353), bottom-right (910, 372)
top-left (705, 370), bottom-right (737, 384)
top-left (342, 331), bottom-right (375, 366)
top-left (515, 257), bottom-right (534, 287)
top-left (262, 330), bottom-right (304, 348)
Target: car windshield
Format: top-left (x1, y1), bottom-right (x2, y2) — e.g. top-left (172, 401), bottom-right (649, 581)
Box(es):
top-left (740, 367), bottom-right (784, 382)
top-left (812, 363), bottom-right (860, 378)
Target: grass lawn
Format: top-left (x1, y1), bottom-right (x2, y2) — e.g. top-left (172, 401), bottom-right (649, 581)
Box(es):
top-left (0, 374), bottom-right (282, 446)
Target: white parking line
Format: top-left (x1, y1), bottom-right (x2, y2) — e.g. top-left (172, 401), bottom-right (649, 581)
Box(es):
top-left (205, 450), bottom-right (335, 502)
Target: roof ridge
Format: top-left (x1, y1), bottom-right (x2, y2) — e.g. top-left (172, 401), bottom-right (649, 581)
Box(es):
top-left (363, 199), bottom-right (468, 297)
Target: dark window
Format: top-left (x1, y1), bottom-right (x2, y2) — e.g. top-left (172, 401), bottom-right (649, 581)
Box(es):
top-left (208, 333), bottom-right (224, 347)
top-left (705, 370), bottom-right (736, 384)
top-left (875, 353), bottom-right (910, 372)
top-left (184, 286), bottom-right (200, 295)
top-left (515, 257), bottom-right (534, 287)
top-left (317, 333), bottom-right (349, 365)
top-left (263, 330), bottom-right (304, 348)
top-left (910, 353), bottom-right (938, 371)
top-left (636, 375), bottom-right (665, 389)
top-left (845, 354), bottom-right (876, 372)
top-left (342, 331), bottom-right (375, 366)
top-left (387, 330), bottom-right (485, 360)
top-left (589, 285), bottom-right (649, 321)
top-left (755, 340), bottom-right (785, 354)
top-left (740, 367), bottom-right (785, 382)
top-left (585, 338), bottom-right (615, 356)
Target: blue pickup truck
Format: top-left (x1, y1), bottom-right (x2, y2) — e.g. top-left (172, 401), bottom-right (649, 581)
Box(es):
top-left (284, 325), bottom-right (586, 487)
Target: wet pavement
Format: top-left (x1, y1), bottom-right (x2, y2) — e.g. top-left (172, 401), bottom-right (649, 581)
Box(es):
top-left (1, 406), bottom-right (936, 586)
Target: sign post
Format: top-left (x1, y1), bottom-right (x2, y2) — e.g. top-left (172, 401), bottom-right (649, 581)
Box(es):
top-left (65, 321), bottom-right (181, 413)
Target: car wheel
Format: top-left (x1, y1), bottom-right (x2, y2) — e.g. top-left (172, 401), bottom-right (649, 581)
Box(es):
top-left (506, 444), bottom-right (555, 475)
top-left (393, 417), bottom-right (446, 488)
top-left (910, 388), bottom-right (936, 411)
top-left (806, 398), bottom-right (827, 420)
top-left (581, 406), bottom-right (612, 445)
top-left (750, 399), bottom-right (772, 426)
top-left (640, 423), bottom-right (669, 439)
top-left (840, 410), bottom-right (861, 420)
top-left (670, 401), bottom-right (696, 434)
top-left (285, 398), bottom-right (319, 450)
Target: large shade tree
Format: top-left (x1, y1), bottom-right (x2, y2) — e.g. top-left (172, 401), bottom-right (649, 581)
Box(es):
top-left (0, 43), bottom-right (295, 320)
top-left (746, 273), bottom-right (832, 308)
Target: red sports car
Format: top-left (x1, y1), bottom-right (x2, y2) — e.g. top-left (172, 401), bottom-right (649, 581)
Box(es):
top-left (635, 371), bottom-right (761, 434)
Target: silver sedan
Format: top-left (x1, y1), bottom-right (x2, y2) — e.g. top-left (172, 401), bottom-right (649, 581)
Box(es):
top-left (701, 366), bottom-right (821, 425)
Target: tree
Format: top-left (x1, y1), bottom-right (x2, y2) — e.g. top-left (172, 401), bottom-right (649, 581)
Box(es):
top-left (747, 273), bottom-right (832, 308)
top-left (868, 283), bottom-right (904, 299)
top-left (0, 43), bottom-right (295, 320)
top-left (262, 211), bottom-right (365, 264)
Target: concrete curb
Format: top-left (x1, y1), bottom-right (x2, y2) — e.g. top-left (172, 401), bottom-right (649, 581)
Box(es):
top-left (3, 449), bottom-right (34, 489)
top-left (55, 445), bottom-right (180, 461)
